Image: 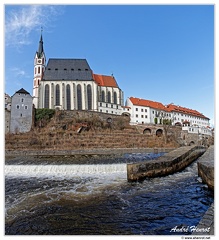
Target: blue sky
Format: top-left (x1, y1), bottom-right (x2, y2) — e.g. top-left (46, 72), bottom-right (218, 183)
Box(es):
top-left (4, 4), bottom-right (214, 125)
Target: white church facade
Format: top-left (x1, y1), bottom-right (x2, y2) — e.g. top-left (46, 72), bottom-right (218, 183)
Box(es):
top-left (33, 34), bottom-right (124, 115)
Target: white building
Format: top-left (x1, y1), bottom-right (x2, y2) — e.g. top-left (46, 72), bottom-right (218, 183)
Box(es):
top-left (126, 97), bottom-right (211, 131)
top-left (126, 97), bottom-right (173, 125)
top-left (34, 34), bottom-right (124, 113)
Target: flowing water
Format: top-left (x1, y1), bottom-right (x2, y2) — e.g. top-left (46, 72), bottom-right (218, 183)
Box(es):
top-left (5, 152), bottom-right (213, 235)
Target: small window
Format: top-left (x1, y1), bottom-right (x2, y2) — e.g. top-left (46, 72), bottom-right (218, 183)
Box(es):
top-left (141, 109), bottom-right (143, 112)
top-left (21, 98), bottom-right (24, 102)
top-left (145, 109), bottom-right (147, 112)
top-left (78, 68), bottom-right (81, 71)
top-left (136, 114), bottom-right (138, 118)
top-left (71, 68), bottom-right (74, 71)
top-left (141, 115), bottom-right (144, 118)
top-left (20, 113), bottom-right (22, 117)
top-left (55, 68), bottom-right (58, 70)
top-left (111, 104), bottom-right (113, 108)
top-left (85, 69), bottom-right (88, 71)
top-left (48, 68), bottom-right (51, 70)
top-left (136, 108), bottom-right (138, 111)
top-left (106, 104), bottom-right (108, 107)
top-left (100, 103), bottom-right (102, 107)
top-left (64, 68), bottom-right (67, 70)
top-left (16, 105), bottom-right (20, 109)
top-left (145, 115), bottom-right (148, 118)
top-left (25, 106), bottom-right (28, 110)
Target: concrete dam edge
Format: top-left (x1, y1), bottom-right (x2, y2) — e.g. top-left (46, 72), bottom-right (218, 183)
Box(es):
top-left (127, 145), bottom-right (207, 181)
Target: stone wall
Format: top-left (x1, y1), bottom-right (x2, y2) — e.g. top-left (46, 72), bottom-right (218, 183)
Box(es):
top-left (197, 145), bottom-right (214, 191)
top-left (135, 124), bottom-right (213, 146)
top-left (127, 146), bottom-right (206, 181)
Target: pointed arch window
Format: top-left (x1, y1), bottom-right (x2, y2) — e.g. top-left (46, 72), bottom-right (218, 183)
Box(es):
top-left (87, 84), bottom-right (92, 110)
top-left (77, 84), bottom-right (82, 110)
top-left (107, 91), bottom-right (111, 103)
top-left (44, 84), bottom-right (50, 108)
top-left (66, 84), bottom-right (71, 110)
top-left (114, 92), bottom-right (117, 104)
top-left (55, 84), bottom-right (60, 106)
top-left (101, 91), bottom-right (105, 102)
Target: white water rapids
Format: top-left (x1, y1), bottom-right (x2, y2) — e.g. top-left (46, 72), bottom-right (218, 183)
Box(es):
top-left (5, 163), bottom-right (127, 178)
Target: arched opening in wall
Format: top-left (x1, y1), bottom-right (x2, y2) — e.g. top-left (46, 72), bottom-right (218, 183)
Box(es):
top-left (44, 84), bottom-right (50, 108)
top-left (122, 112), bottom-right (130, 117)
top-left (66, 84), bottom-right (71, 110)
top-left (87, 84), bottom-right (92, 110)
top-left (107, 91), bottom-right (111, 103)
top-left (175, 122), bottom-right (182, 126)
top-left (101, 91), bottom-right (105, 102)
top-left (156, 129), bottom-right (163, 137)
top-left (55, 84), bottom-right (60, 106)
top-left (189, 141), bottom-right (195, 146)
top-left (77, 84), bottom-right (82, 110)
top-left (143, 128), bottom-right (151, 135)
top-left (113, 92), bottom-right (117, 104)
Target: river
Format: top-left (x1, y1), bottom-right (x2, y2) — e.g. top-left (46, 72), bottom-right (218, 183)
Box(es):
top-left (5, 152), bottom-right (213, 235)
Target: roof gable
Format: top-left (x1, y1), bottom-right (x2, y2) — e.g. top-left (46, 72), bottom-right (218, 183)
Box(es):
top-left (16, 88), bottom-right (30, 95)
top-left (93, 74), bottom-right (118, 88)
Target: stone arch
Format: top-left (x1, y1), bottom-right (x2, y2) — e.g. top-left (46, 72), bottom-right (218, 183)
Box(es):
top-left (156, 129), bottom-right (163, 137)
top-left (189, 141), bottom-right (195, 146)
top-left (143, 128), bottom-right (151, 135)
top-left (122, 112), bottom-right (130, 117)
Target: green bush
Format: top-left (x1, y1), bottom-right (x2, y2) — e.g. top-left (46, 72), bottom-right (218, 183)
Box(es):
top-left (35, 108), bottom-right (55, 121)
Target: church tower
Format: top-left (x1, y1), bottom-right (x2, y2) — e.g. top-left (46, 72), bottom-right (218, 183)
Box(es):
top-left (33, 31), bottom-right (46, 108)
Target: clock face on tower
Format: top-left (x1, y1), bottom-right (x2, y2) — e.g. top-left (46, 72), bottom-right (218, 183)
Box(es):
top-left (38, 60), bottom-right (41, 63)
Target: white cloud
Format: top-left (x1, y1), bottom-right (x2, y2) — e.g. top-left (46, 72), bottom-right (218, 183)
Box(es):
top-left (5, 5), bottom-right (63, 48)
top-left (11, 67), bottom-right (27, 77)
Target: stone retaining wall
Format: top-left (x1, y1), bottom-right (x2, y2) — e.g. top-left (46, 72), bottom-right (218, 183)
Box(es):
top-left (127, 146), bottom-right (206, 181)
top-left (197, 145), bottom-right (214, 191)
top-left (5, 147), bottom-right (175, 157)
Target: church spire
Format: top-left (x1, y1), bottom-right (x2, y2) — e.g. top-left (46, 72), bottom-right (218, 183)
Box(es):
top-left (37, 27), bottom-right (44, 58)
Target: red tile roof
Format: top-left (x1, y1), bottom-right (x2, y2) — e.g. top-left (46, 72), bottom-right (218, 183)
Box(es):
top-left (129, 97), bottom-right (168, 111)
top-left (129, 97), bottom-right (209, 119)
top-left (166, 104), bottom-right (209, 119)
top-left (93, 74), bottom-right (118, 88)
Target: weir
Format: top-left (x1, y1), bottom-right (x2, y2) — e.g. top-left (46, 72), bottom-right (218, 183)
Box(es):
top-left (5, 163), bottom-right (127, 178)
top-left (127, 146), bottom-right (206, 181)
